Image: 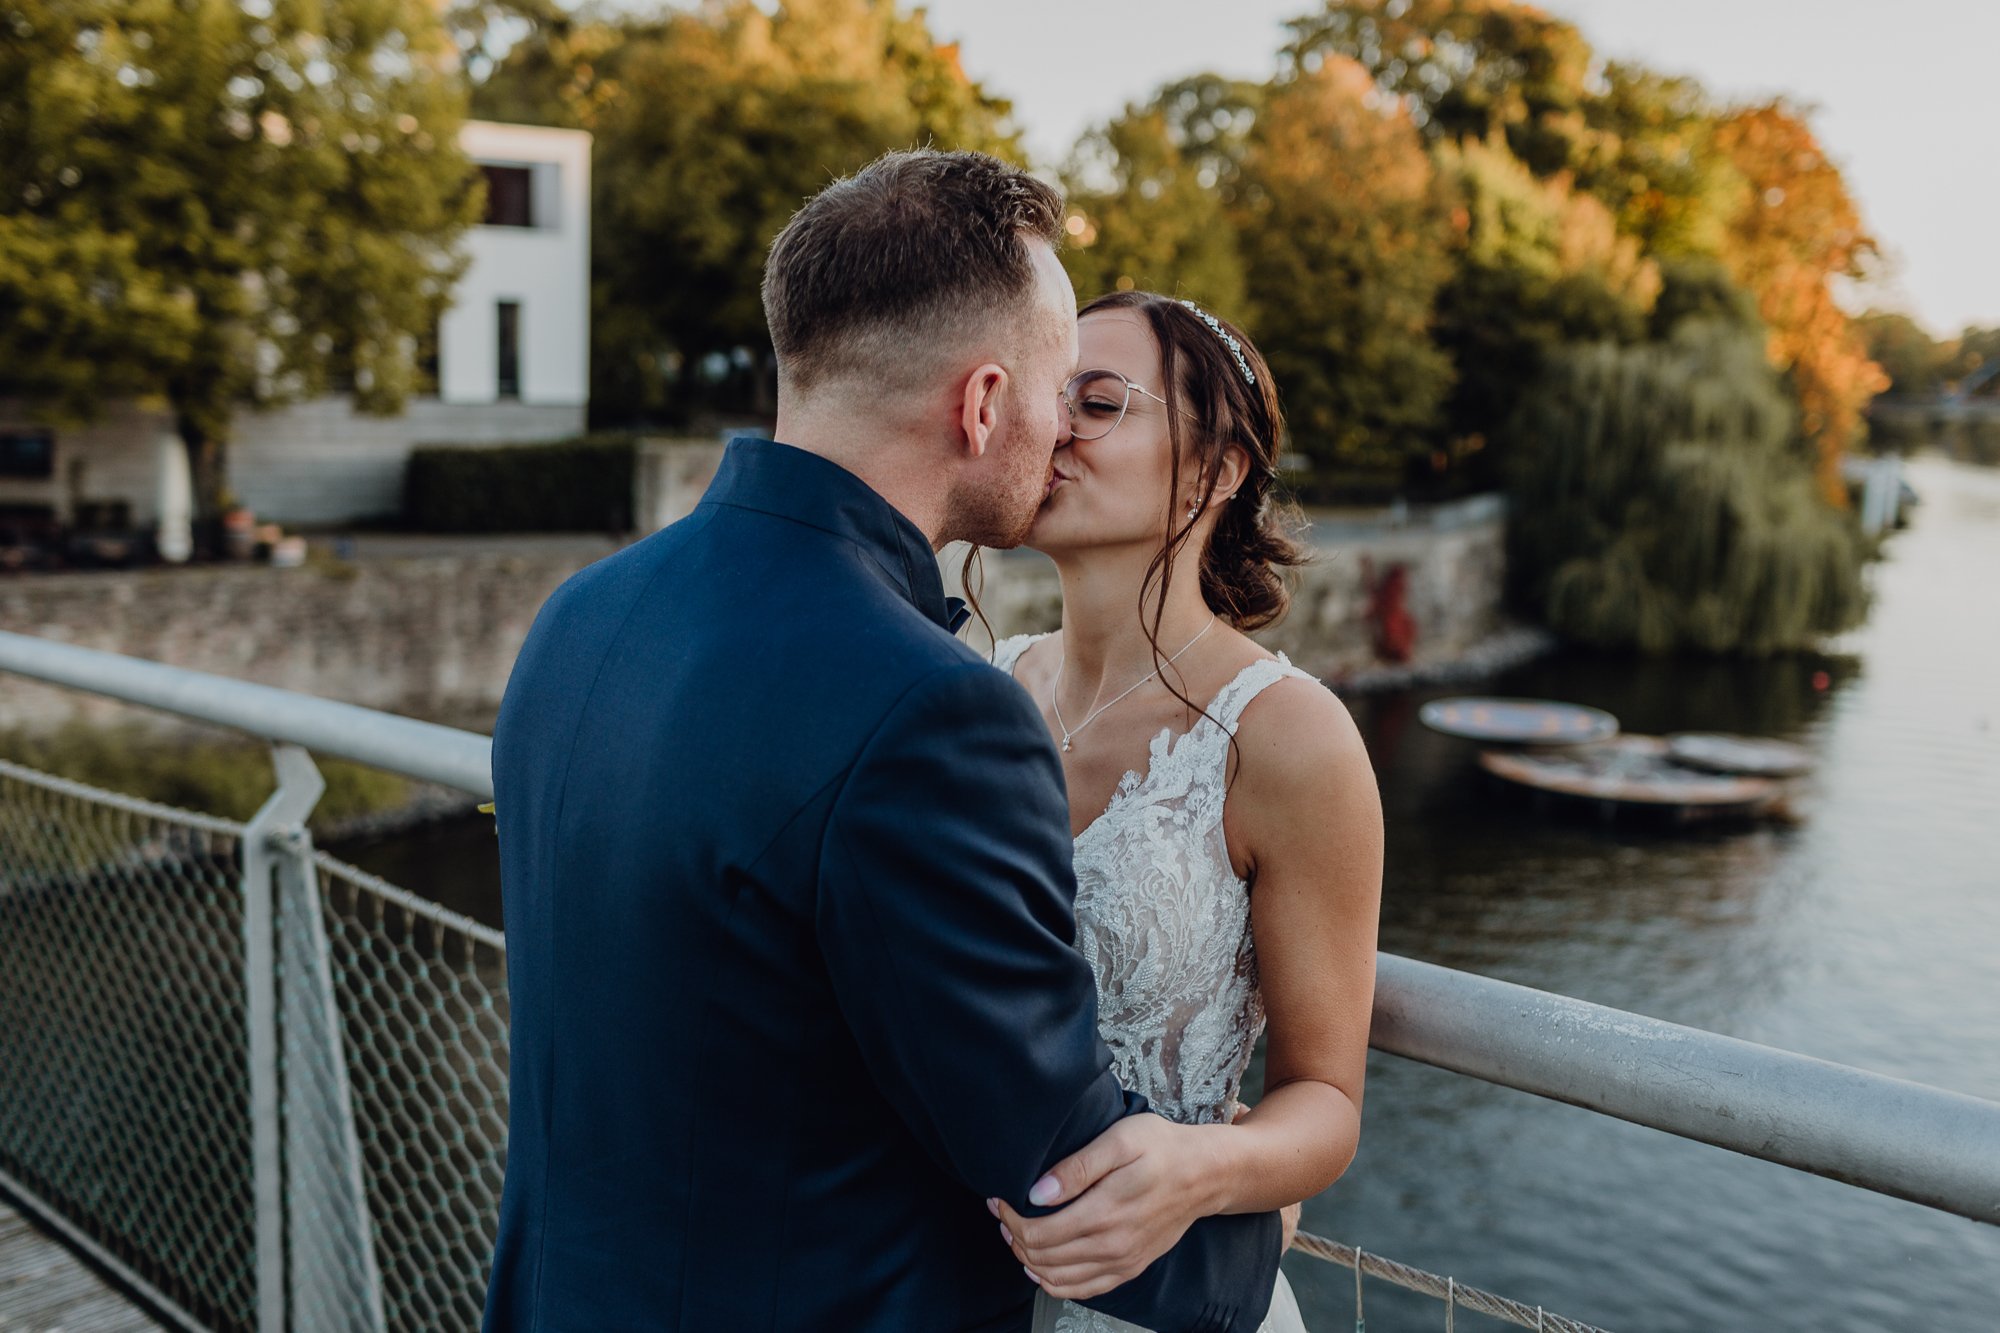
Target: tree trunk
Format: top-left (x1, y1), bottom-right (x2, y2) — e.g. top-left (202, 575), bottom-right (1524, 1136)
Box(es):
top-left (177, 414), bottom-right (226, 557)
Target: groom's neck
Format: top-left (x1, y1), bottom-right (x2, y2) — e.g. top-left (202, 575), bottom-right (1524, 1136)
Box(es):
top-left (773, 404), bottom-right (951, 552)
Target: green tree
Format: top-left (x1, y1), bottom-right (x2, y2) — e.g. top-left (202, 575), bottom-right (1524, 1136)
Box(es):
top-left (1855, 311), bottom-right (1947, 398)
top-left (1577, 64), bottom-right (1745, 260)
top-left (1939, 325), bottom-right (2000, 387)
top-left (476, 0), bottom-right (1023, 422)
top-left (1057, 77), bottom-right (1258, 313)
top-left (1507, 317), bottom-right (1868, 654)
top-left (463, 3), bottom-right (633, 130)
top-left (1235, 58), bottom-right (1456, 480)
top-left (0, 0), bottom-right (479, 521)
top-left (1429, 135), bottom-right (1661, 481)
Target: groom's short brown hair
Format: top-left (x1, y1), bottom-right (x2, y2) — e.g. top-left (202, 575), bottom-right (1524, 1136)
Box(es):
top-left (762, 149), bottom-right (1065, 394)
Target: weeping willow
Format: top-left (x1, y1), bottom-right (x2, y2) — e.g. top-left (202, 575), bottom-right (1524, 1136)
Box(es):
top-left (1507, 319), bottom-right (1870, 655)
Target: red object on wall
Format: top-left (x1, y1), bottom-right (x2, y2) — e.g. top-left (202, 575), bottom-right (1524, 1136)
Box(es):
top-left (1366, 562), bottom-right (1417, 663)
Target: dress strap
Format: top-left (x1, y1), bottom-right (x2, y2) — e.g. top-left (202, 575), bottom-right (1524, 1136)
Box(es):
top-left (990, 631), bottom-right (1052, 679)
top-left (1207, 653), bottom-right (1318, 735)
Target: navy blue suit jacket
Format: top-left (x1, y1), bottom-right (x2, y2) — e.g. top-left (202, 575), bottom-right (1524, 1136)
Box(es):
top-left (482, 437), bottom-right (1281, 1332)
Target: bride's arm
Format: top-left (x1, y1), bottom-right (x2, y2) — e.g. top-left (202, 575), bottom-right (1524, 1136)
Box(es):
top-left (1207, 675), bottom-right (1382, 1212)
top-left (1000, 678), bottom-right (1380, 1288)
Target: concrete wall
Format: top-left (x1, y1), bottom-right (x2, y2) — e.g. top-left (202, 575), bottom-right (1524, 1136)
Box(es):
top-left (0, 398), bottom-right (586, 528)
top-left (0, 479), bottom-right (1514, 737)
top-left (632, 440), bottom-right (1516, 688)
top-left (228, 398), bottom-right (585, 524)
top-left (945, 495), bottom-right (1512, 687)
top-left (0, 538), bottom-right (617, 735)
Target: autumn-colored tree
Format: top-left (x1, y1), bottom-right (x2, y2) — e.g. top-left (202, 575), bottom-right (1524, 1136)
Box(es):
top-left (0, 0), bottom-right (478, 521)
top-left (1234, 58), bottom-right (1455, 478)
top-left (1714, 102), bottom-right (1887, 505)
top-left (1283, 0), bottom-right (1606, 177)
top-left (1056, 77), bottom-right (1259, 314)
top-left (1430, 136), bottom-right (1661, 481)
top-left (1577, 64), bottom-right (1745, 261)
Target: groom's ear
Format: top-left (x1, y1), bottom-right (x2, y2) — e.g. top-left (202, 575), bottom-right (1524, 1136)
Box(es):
top-left (958, 363), bottom-right (1008, 459)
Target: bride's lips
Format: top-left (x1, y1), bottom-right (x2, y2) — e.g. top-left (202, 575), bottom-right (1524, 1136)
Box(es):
top-left (1044, 464), bottom-right (1073, 501)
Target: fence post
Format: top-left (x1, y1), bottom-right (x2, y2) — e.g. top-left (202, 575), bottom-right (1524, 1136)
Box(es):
top-left (242, 744), bottom-right (324, 1333)
top-left (271, 819), bottom-right (389, 1333)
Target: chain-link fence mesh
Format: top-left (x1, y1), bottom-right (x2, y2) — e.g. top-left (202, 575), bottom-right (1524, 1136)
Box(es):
top-left (310, 854), bottom-right (507, 1333)
top-left (0, 762), bottom-right (257, 1330)
top-left (0, 758), bottom-right (509, 1333)
top-left (0, 751), bottom-right (1610, 1333)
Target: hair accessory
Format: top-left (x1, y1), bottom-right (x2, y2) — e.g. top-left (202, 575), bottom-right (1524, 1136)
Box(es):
top-left (1176, 299), bottom-right (1256, 387)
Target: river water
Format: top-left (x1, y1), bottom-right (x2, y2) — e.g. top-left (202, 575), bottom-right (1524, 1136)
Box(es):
top-left (330, 452), bottom-right (1999, 1333)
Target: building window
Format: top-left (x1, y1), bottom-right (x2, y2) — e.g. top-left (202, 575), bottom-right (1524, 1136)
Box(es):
top-left (482, 165), bottom-right (534, 228)
top-left (496, 300), bottom-right (521, 399)
top-left (0, 429), bottom-right (55, 479)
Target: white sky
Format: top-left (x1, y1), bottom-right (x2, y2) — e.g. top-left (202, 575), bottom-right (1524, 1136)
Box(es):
top-left (916, 0), bottom-right (1999, 337)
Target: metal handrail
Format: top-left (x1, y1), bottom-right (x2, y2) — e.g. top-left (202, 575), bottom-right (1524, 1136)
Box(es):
top-left (2, 628), bottom-right (1996, 1226)
top-left (1372, 956), bottom-right (1999, 1223)
top-left (0, 630), bottom-right (491, 797)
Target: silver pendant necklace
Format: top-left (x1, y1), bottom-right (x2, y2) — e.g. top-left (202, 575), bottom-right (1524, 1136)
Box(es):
top-left (1052, 616), bottom-right (1218, 753)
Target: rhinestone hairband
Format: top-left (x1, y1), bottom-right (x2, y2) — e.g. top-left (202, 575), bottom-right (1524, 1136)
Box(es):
top-left (1176, 299), bottom-right (1256, 387)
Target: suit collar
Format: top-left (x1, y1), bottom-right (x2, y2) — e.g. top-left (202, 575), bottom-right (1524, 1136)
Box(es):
top-left (702, 436), bottom-right (969, 635)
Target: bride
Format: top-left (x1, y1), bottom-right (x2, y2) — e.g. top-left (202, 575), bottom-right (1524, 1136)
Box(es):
top-left (984, 292), bottom-right (1384, 1333)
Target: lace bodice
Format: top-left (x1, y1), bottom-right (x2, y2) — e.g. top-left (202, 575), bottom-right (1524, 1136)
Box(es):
top-left (995, 634), bottom-right (1318, 1127)
top-left (1001, 634), bottom-right (1319, 1333)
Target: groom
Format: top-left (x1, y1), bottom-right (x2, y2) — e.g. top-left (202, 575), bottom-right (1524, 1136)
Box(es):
top-left (482, 150), bottom-right (1282, 1332)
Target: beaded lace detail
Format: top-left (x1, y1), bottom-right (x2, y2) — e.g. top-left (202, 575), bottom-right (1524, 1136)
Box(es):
top-left (995, 634), bottom-right (1318, 1333)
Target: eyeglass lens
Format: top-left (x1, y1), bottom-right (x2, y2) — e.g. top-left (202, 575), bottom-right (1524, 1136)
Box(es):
top-left (1065, 370), bottom-right (1133, 441)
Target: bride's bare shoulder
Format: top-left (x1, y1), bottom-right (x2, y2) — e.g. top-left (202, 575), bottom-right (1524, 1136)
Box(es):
top-left (1228, 671), bottom-right (1377, 825)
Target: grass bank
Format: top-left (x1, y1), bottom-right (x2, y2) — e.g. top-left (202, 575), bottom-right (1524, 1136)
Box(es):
top-left (0, 720), bottom-right (436, 835)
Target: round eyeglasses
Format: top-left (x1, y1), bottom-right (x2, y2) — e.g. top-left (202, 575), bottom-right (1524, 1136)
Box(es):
top-left (1062, 368), bottom-right (1188, 441)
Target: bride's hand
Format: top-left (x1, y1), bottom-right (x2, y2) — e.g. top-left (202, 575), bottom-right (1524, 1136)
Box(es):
top-left (989, 1113), bottom-right (1224, 1301)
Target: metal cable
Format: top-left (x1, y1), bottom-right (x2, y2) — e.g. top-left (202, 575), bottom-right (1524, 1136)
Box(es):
top-left (1291, 1229), bottom-right (1605, 1333)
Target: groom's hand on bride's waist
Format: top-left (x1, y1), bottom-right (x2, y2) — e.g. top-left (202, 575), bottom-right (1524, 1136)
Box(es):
top-left (985, 1112), bottom-right (1230, 1301)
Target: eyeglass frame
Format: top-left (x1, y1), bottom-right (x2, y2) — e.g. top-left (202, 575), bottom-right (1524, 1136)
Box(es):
top-left (1061, 367), bottom-right (1198, 442)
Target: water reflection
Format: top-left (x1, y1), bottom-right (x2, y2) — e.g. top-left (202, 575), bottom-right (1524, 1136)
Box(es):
top-left (1289, 454), bottom-right (2000, 1330)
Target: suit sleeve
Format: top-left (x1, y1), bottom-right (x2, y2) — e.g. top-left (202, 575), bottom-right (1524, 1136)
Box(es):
top-left (817, 663), bottom-right (1282, 1333)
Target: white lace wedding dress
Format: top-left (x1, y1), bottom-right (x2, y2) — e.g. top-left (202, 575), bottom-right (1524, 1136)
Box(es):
top-left (992, 634), bottom-right (1313, 1333)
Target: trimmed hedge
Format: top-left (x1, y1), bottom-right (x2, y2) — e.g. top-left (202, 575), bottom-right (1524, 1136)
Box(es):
top-left (402, 435), bottom-right (636, 533)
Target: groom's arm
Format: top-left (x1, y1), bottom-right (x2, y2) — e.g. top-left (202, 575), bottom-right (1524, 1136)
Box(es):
top-left (817, 662), bottom-right (1281, 1333)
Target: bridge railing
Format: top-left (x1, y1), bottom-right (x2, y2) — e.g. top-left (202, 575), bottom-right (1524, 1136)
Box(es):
top-left (0, 751), bottom-right (506, 1333)
top-left (0, 630), bottom-right (1995, 1333)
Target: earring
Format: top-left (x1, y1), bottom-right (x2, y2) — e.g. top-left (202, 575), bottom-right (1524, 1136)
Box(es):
top-left (1186, 501), bottom-right (1201, 523)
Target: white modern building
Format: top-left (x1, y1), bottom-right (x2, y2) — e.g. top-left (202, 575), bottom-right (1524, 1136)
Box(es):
top-left (0, 120), bottom-right (592, 532)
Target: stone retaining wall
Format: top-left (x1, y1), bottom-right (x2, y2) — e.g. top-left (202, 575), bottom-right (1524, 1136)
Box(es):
top-left (951, 496), bottom-right (1515, 687)
top-left (0, 493), bottom-right (1519, 736)
top-left (0, 539), bottom-right (616, 735)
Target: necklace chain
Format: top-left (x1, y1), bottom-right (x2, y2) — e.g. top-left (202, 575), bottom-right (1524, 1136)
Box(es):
top-left (1052, 617), bottom-right (1218, 754)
